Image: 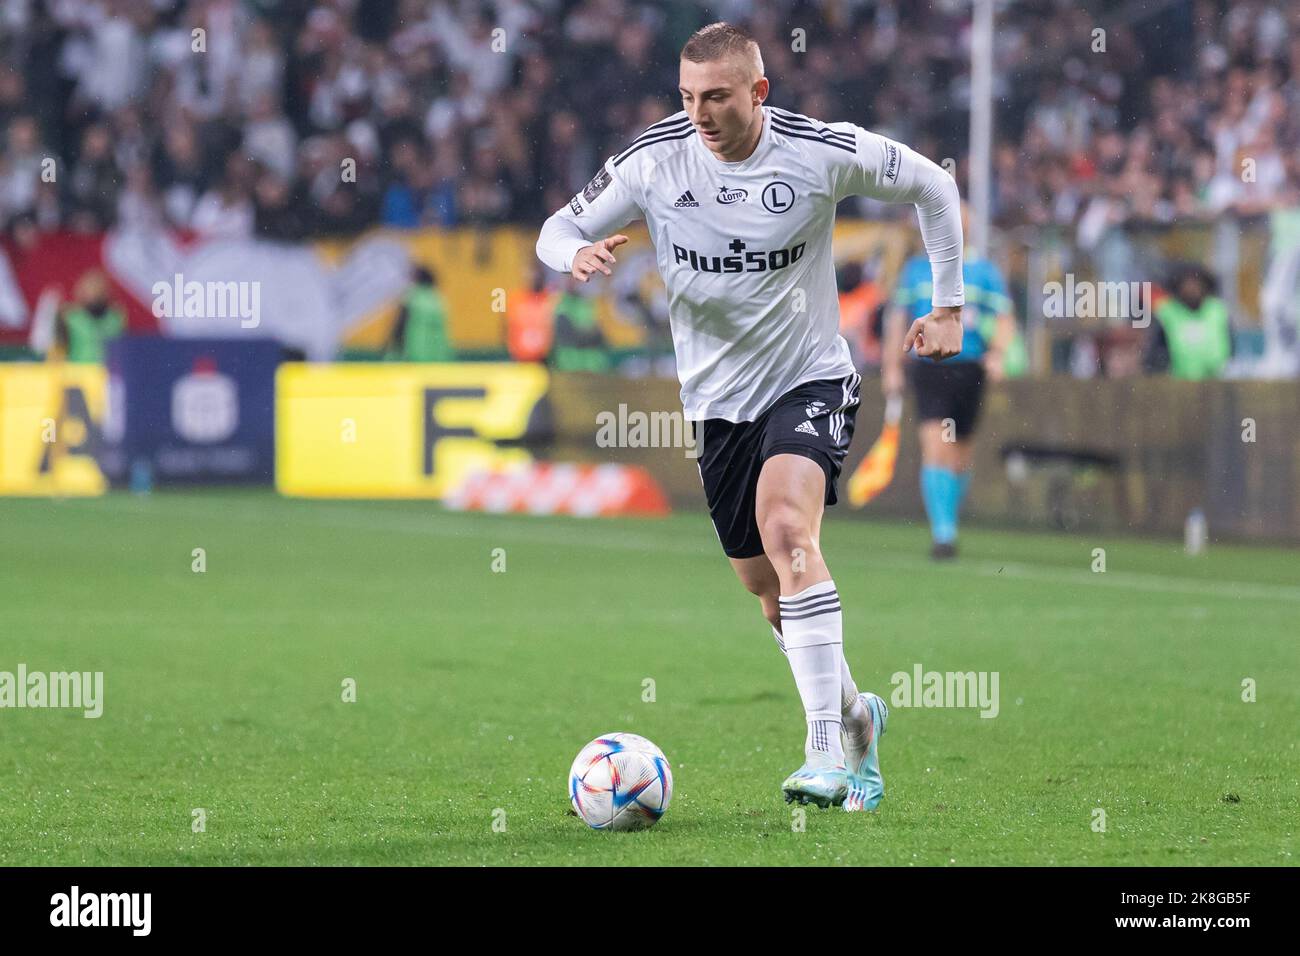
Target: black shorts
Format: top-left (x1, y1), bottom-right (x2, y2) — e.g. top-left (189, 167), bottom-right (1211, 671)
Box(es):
top-left (694, 372), bottom-right (862, 559)
top-left (908, 360), bottom-right (985, 438)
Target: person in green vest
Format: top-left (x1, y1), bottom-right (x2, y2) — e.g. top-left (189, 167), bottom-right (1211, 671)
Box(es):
top-left (388, 266), bottom-right (454, 362)
top-left (1146, 264), bottom-right (1231, 380)
top-left (59, 271), bottom-right (125, 364)
top-left (549, 278), bottom-right (611, 373)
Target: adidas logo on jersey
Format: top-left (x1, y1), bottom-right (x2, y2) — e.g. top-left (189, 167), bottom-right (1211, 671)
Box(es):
top-left (674, 190), bottom-right (700, 207)
top-left (795, 420), bottom-right (819, 436)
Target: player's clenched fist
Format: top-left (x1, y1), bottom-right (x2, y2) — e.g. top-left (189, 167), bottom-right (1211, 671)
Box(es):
top-left (904, 306), bottom-right (963, 360)
top-left (572, 234), bottom-right (629, 282)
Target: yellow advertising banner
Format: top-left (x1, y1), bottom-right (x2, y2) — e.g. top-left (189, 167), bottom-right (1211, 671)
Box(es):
top-left (276, 363), bottom-right (550, 498)
top-left (0, 364), bottom-right (108, 496)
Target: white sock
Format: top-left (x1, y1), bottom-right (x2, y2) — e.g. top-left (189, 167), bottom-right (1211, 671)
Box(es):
top-left (779, 580), bottom-right (845, 765)
top-left (841, 659), bottom-right (870, 743)
top-left (771, 623), bottom-right (868, 738)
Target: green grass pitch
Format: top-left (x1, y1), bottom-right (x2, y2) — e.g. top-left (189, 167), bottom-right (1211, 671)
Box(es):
top-left (1, 490), bottom-right (1297, 865)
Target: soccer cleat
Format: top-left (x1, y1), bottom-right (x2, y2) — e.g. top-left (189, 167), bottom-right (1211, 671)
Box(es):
top-left (781, 762), bottom-right (851, 809)
top-left (930, 541), bottom-right (958, 561)
top-left (843, 692), bottom-right (889, 812)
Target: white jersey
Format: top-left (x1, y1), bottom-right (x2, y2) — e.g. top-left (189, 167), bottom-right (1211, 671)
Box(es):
top-left (536, 105), bottom-right (964, 422)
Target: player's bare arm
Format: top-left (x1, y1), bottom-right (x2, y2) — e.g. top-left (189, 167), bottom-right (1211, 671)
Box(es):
top-left (982, 311), bottom-right (1016, 381)
top-left (881, 305), bottom-right (908, 394)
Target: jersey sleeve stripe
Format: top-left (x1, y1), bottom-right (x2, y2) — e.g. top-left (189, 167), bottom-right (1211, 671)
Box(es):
top-left (614, 116), bottom-right (692, 159)
top-left (769, 106), bottom-right (854, 133)
top-left (614, 126), bottom-right (697, 166)
top-left (769, 108), bottom-right (856, 146)
top-left (639, 114), bottom-right (691, 135)
top-left (769, 119), bottom-right (856, 154)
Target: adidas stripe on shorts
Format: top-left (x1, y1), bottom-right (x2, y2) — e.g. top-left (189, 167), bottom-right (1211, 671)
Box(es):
top-left (694, 372), bottom-right (862, 559)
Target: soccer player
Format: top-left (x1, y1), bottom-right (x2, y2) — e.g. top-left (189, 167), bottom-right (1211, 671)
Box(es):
top-left (882, 202), bottom-right (1015, 560)
top-left (536, 22), bottom-right (963, 810)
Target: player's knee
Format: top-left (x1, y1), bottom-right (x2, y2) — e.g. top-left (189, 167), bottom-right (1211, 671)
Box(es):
top-left (759, 506), bottom-right (815, 564)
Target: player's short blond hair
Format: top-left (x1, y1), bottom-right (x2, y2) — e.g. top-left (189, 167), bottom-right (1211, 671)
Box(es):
top-left (680, 22), bottom-right (764, 81)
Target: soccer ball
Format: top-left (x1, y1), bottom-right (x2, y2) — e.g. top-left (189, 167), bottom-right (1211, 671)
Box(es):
top-left (568, 733), bottom-right (673, 831)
